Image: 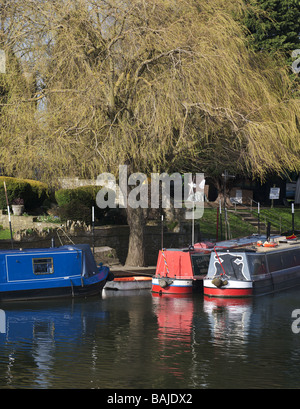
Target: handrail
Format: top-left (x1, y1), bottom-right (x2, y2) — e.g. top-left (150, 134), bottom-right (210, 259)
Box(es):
top-left (229, 201), bottom-right (294, 234)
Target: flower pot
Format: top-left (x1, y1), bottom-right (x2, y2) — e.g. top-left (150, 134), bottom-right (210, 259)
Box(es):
top-left (12, 204), bottom-right (24, 216)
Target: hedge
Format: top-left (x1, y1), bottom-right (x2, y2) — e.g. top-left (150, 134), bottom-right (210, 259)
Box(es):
top-left (0, 177), bottom-right (49, 210)
top-left (55, 186), bottom-right (129, 224)
top-left (55, 186), bottom-right (99, 207)
top-left (55, 186), bottom-right (104, 222)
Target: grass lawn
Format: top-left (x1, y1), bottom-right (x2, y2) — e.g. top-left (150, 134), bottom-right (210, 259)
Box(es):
top-left (198, 207), bottom-right (257, 240)
top-left (198, 206), bottom-right (300, 241)
top-left (0, 229), bottom-right (13, 240)
top-left (255, 207), bottom-right (300, 234)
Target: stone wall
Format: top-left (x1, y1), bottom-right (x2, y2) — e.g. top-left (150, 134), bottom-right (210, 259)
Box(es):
top-left (0, 211), bottom-right (59, 232)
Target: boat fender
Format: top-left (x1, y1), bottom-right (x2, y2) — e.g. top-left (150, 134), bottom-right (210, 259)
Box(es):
top-left (159, 278), bottom-right (173, 288)
top-left (211, 277), bottom-right (228, 288)
top-left (211, 277), bottom-right (222, 288)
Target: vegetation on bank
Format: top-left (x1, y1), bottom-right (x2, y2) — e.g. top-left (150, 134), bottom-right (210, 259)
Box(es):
top-left (0, 228), bottom-right (13, 240)
top-left (0, 177), bottom-right (50, 210)
top-left (199, 207), bottom-right (300, 240)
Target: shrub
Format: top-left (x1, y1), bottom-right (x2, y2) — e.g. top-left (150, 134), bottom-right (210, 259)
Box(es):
top-left (0, 177), bottom-right (50, 210)
top-left (55, 186), bottom-right (105, 223)
top-left (0, 177), bottom-right (31, 209)
top-left (55, 186), bottom-right (97, 207)
top-left (23, 179), bottom-right (50, 208)
top-left (58, 200), bottom-right (92, 224)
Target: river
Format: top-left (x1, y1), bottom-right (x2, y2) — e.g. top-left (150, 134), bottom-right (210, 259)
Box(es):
top-left (0, 287), bottom-right (300, 389)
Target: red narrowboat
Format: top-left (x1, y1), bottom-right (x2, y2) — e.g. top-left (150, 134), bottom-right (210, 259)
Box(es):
top-left (152, 242), bottom-right (213, 294)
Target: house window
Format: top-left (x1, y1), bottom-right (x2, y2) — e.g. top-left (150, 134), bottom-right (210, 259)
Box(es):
top-left (33, 258), bottom-right (54, 275)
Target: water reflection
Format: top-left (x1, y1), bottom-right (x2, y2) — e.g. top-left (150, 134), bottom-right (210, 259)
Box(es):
top-left (152, 293), bottom-right (194, 343)
top-left (203, 296), bottom-right (253, 346)
top-left (0, 288), bottom-right (300, 389)
top-left (0, 299), bottom-right (109, 388)
top-left (152, 294), bottom-right (194, 381)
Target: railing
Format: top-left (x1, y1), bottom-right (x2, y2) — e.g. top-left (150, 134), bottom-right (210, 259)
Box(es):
top-left (230, 199), bottom-right (296, 235)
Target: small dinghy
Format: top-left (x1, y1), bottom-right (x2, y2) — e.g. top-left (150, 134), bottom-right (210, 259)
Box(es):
top-left (104, 276), bottom-right (152, 291)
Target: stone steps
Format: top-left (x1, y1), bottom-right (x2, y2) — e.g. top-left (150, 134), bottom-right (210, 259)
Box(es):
top-left (232, 210), bottom-right (281, 234)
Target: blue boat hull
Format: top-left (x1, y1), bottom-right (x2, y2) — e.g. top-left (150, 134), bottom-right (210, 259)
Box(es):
top-left (0, 278), bottom-right (107, 302)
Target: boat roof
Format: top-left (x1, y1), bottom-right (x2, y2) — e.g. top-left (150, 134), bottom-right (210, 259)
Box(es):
top-left (214, 234), bottom-right (276, 248)
top-left (255, 240), bottom-right (300, 253)
top-left (0, 244), bottom-right (91, 255)
top-left (162, 234), bottom-right (278, 253)
top-left (213, 237), bottom-right (300, 254)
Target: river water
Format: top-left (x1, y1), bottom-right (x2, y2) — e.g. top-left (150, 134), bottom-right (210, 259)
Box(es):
top-left (0, 287), bottom-right (300, 389)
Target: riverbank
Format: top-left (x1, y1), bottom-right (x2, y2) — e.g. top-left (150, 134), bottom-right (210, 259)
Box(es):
top-left (0, 205), bottom-right (298, 267)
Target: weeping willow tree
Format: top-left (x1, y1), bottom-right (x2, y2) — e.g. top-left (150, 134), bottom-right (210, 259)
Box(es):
top-left (0, 0), bottom-right (299, 265)
top-left (0, 1), bottom-right (39, 179)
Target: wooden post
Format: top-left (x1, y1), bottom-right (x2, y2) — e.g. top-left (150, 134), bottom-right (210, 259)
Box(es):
top-left (161, 214), bottom-right (164, 249)
top-left (258, 202), bottom-right (260, 235)
top-left (92, 206), bottom-right (95, 254)
top-left (216, 207), bottom-right (219, 241)
top-left (292, 203), bottom-right (295, 234)
top-left (3, 182), bottom-right (13, 249)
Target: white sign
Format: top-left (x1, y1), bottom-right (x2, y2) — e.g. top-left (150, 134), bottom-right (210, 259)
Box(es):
top-left (269, 187), bottom-right (280, 200)
top-left (230, 189), bottom-right (242, 204)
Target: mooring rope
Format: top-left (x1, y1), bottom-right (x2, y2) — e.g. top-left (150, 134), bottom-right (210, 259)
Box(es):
top-left (161, 249), bottom-right (170, 277)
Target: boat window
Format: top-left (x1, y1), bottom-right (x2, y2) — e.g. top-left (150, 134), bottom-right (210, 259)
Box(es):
top-left (247, 254), bottom-right (267, 276)
top-left (33, 258), bottom-right (54, 275)
top-left (191, 254), bottom-right (210, 275)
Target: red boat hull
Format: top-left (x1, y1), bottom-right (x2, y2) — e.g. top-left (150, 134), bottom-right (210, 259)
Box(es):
top-left (203, 286), bottom-right (253, 297)
top-left (152, 278), bottom-right (193, 294)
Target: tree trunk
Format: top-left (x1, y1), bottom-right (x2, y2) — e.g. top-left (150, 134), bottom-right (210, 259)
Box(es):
top-left (212, 177), bottom-right (234, 207)
top-left (214, 191), bottom-right (233, 207)
top-left (125, 206), bottom-right (146, 267)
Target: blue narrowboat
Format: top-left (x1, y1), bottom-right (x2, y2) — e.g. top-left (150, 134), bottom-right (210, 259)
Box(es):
top-left (0, 244), bottom-right (112, 302)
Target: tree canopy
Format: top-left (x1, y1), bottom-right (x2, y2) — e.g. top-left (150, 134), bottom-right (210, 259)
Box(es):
top-left (0, 0), bottom-right (299, 264)
top-left (0, 0), bottom-right (298, 181)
